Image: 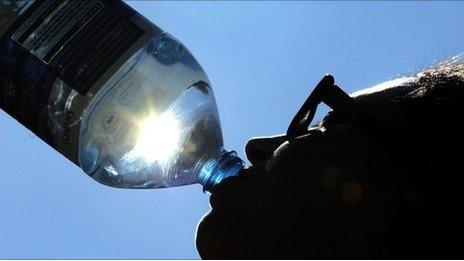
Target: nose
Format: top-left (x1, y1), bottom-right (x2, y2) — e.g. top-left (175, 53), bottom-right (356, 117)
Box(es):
top-left (245, 135), bottom-right (287, 168)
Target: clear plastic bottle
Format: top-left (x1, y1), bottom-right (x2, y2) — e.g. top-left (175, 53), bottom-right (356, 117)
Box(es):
top-left (0, 1), bottom-right (243, 190)
top-left (79, 33), bottom-right (244, 189)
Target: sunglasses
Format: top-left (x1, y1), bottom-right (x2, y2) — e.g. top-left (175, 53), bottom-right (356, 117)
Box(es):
top-left (286, 75), bottom-right (386, 141)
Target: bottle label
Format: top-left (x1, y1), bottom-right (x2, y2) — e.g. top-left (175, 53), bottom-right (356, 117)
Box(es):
top-left (0, 0), bottom-right (161, 164)
top-left (13, 0), bottom-right (105, 64)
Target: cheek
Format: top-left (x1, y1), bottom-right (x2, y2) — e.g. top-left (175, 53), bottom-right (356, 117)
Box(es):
top-left (264, 135), bottom-right (373, 203)
top-left (265, 139), bottom-right (330, 176)
top-left (264, 142), bottom-right (288, 171)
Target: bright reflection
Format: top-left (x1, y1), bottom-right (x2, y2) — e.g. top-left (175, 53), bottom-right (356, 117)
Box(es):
top-left (130, 111), bottom-right (180, 164)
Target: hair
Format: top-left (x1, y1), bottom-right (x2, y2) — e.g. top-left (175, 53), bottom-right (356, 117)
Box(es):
top-left (350, 54), bottom-right (464, 128)
top-left (407, 55), bottom-right (464, 100)
top-left (351, 55), bottom-right (464, 258)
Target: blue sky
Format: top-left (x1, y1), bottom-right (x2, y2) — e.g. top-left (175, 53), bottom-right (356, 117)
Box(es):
top-left (1, 1), bottom-right (463, 259)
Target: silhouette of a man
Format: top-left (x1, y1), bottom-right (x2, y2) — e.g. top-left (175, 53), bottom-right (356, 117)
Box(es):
top-left (196, 56), bottom-right (464, 259)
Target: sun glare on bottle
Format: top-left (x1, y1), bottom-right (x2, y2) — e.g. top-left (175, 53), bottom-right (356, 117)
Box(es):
top-left (130, 111), bottom-right (181, 164)
top-left (77, 34), bottom-right (244, 189)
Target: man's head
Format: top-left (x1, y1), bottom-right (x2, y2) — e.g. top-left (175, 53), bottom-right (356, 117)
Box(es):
top-left (196, 56), bottom-right (464, 259)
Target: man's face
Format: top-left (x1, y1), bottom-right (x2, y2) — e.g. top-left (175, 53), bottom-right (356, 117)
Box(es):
top-left (196, 112), bottom-right (390, 259)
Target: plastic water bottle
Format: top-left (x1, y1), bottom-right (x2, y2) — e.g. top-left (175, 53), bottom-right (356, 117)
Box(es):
top-left (0, 0), bottom-right (243, 190)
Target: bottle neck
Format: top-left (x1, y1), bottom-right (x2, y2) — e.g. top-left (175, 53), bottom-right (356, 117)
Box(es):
top-left (198, 149), bottom-right (244, 191)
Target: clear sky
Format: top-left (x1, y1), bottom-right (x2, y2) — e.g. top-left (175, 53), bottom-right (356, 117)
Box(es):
top-left (1, 1), bottom-right (463, 259)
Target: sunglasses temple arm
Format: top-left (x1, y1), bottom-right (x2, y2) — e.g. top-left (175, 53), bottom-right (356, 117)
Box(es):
top-left (286, 75), bottom-right (335, 140)
top-left (286, 74), bottom-right (386, 141)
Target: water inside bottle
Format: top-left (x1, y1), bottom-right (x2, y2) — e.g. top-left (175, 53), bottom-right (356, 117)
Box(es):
top-left (79, 34), bottom-right (225, 189)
